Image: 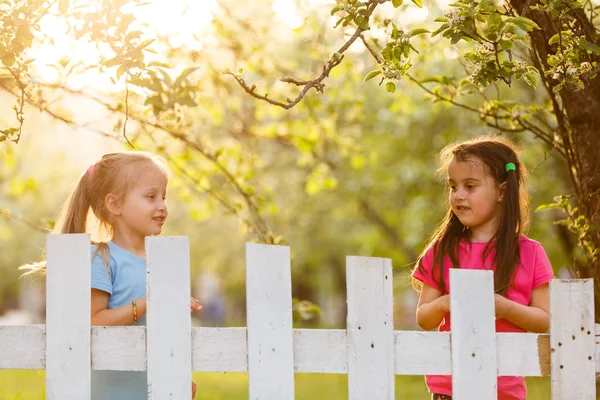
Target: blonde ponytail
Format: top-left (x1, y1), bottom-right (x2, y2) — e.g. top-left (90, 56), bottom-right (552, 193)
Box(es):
top-left (20, 172), bottom-right (93, 277)
top-left (20, 151), bottom-right (168, 278)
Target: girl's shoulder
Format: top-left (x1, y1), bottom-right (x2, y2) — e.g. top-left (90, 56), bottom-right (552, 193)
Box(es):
top-left (518, 234), bottom-right (544, 248)
top-left (91, 242), bottom-right (116, 267)
top-left (517, 234), bottom-right (548, 259)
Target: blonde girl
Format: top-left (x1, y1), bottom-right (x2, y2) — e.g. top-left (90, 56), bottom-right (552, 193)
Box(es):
top-left (23, 151), bottom-right (201, 399)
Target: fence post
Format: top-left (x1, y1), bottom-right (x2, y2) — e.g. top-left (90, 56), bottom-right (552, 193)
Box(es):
top-left (550, 279), bottom-right (595, 399)
top-left (46, 234), bottom-right (91, 399)
top-left (146, 236), bottom-right (192, 399)
top-left (450, 269), bottom-right (497, 400)
top-left (346, 256), bottom-right (394, 399)
top-left (246, 243), bottom-right (295, 400)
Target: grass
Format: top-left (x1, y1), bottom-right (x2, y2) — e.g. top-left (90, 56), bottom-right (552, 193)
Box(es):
top-left (0, 370), bottom-right (550, 399)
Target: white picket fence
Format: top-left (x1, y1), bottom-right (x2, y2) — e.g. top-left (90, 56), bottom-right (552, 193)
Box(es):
top-left (0, 234), bottom-right (598, 399)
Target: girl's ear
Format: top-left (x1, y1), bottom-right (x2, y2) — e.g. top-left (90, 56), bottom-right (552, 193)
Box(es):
top-left (105, 194), bottom-right (122, 216)
top-left (498, 182), bottom-right (507, 202)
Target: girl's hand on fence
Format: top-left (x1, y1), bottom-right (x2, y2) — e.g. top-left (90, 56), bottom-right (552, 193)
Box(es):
top-left (191, 297), bottom-right (203, 312)
top-left (192, 380), bottom-right (196, 399)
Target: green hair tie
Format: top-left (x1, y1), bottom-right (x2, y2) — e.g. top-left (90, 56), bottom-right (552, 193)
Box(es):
top-left (505, 162), bottom-right (516, 172)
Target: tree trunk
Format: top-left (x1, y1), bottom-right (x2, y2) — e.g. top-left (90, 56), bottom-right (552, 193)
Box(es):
top-left (509, 0), bottom-right (600, 320)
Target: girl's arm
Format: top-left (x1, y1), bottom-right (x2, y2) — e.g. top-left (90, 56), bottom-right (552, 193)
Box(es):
top-left (495, 283), bottom-right (550, 333)
top-left (416, 283), bottom-right (450, 331)
top-left (91, 289), bottom-right (147, 326)
top-left (90, 290), bottom-right (203, 326)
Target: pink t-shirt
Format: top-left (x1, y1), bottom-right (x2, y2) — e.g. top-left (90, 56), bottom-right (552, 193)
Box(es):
top-left (412, 235), bottom-right (554, 400)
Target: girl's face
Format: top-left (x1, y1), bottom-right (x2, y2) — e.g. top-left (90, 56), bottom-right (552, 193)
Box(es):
top-left (111, 164), bottom-right (169, 241)
top-left (447, 156), bottom-right (503, 242)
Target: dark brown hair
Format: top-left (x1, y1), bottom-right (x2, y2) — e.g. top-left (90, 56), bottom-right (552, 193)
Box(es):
top-left (413, 136), bottom-right (529, 295)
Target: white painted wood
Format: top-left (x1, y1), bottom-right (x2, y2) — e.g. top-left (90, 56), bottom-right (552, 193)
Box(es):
top-left (450, 269), bottom-right (497, 400)
top-left (246, 243), bottom-right (295, 400)
top-left (550, 279), bottom-right (596, 399)
top-left (92, 326), bottom-right (147, 371)
top-left (346, 256), bottom-right (394, 400)
top-left (395, 331), bottom-right (451, 375)
top-left (497, 333), bottom-right (548, 377)
top-left (294, 329), bottom-right (347, 373)
top-left (0, 325), bottom-right (45, 369)
top-left (595, 323), bottom-right (600, 373)
top-left (0, 326), bottom-right (559, 376)
top-left (146, 236), bottom-right (192, 400)
top-left (45, 234), bottom-right (91, 399)
top-left (192, 327), bottom-right (247, 372)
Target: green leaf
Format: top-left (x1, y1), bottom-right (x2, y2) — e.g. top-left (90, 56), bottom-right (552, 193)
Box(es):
top-left (174, 67), bottom-right (200, 87)
top-left (391, 23), bottom-right (399, 40)
top-left (330, 5), bottom-right (341, 15)
top-left (510, 17), bottom-right (539, 30)
top-left (411, 0), bottom-right (422, 7)
top-left (354, 15), bottom-right (369, 30)
top-left (386, 81), bottom-right (396, 93)
top-left (148, 61), bottom-right (172, 68)
top-left (419, 76), bottom-right (445, 83)
top-left (410, 28), bottom-right (430, 37)
top-left (523, 72), bottom-right (538, 88)
top-left (548, 33), bottom-right (560, 46)
top-left (1, 54), bottom-right (15, 67)
top-left (0, 134), bottom-right (6, 143)
top-left (144, 95), bottom-right (163, 107)
top-left (136, 39), bottom-right (155, 50)
top-left (552, 83), bottom-right (563, 93)
top-left (535, 203), bottom-right (561, 212)
top-left (431, 24), bottom-right (449, 38)
top-left (450, 32), bottom-right (464, 44)
top-left (104, 55), bottom-right (123, 68)
top-left (117, 64), bottom-right (128, 80)
top-left (583, 42), bottom-right (600, 54)
top-left (498, 40), bottom-right (513, 50)
top-left (129, 76), bottom-right (161, 91)
top-left (392, 0), bottom-right (403, 7)
top-left (364, 69), bottom-right (382, 82)
top-left (58, 0), bottom-right (70, 13)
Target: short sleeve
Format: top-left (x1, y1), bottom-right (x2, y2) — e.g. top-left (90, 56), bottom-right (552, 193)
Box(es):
top-left (411, 246), bottom-right (441, 291)
top-left (91, 250), bottom-right (113, 295)
top-left (532, 243), bottom-right (554, 289)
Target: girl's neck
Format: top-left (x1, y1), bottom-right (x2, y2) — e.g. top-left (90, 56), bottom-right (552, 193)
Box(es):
top-left (111, 232), bottom-right (146, 259)
top-left (469, 227), bottom-right (498, 243)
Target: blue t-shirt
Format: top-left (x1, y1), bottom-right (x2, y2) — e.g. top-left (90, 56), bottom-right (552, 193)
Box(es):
top-left (91, 241), bottom-right (147, 400)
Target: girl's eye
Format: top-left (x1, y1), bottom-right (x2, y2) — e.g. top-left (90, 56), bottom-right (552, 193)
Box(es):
top-left (147, 194), bottom-right (155, 199)
top-left (449, 185), bottom-right (457, 191)
top-left (466, 184), bottom-right (475, 190)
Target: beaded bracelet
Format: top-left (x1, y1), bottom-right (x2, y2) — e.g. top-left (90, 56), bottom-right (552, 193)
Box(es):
top-left (132, 300), bottom-right (138, 324)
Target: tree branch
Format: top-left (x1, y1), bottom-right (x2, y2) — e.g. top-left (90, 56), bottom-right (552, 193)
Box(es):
top-left (225, 1), bottom-right (381, 109)
top-left (23, 82), bottom-right (275, 243)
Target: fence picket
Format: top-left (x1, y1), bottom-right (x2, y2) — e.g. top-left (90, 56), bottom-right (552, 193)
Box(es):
top-left (146, 236), bottom-right (192, 399)
top-left (46, 234), bottom-right (91, 399)
top-left (246, 243), bottom-right (295, 400)
top-left (550, 279), bottom-right (596, 399)
top-left (450, 269), bottom-right (497, 400)
top-left (346, 256), bottom-right (394, 400)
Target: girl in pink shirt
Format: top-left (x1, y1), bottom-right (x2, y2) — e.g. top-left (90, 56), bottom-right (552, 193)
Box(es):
top-left (411, 137), bottom-right (554, 400)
